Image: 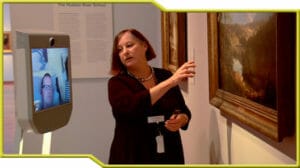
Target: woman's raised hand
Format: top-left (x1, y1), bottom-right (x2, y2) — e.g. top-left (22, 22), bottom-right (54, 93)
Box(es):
top-left (149, 61), bottom-right (195, 105)
top-left (168, 61), bottom-right (196, 87)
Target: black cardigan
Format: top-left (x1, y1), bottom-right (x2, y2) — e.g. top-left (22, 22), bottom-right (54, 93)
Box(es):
top-left (108, 68), bottom-right (191, 164)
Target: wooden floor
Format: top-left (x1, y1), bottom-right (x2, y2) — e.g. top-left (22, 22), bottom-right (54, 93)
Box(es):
top-left (3, 82), bottom-right (17, 153)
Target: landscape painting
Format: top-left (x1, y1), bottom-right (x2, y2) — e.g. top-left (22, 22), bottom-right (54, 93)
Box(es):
top-left (208, 12), bottom-right (296, 141)
top-left (217, 13), bottom-right (276, 109)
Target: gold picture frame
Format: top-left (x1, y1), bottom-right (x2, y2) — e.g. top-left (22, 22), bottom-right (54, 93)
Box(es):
top-left (161, 12), bottom-right (187, 73)
top-left (208, 12), bottom-right (296, 142)
top-left (4, 31), bottom-right (12, 53)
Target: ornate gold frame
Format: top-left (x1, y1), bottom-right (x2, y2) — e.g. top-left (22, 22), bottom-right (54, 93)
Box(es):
top-left (161, 12), bottom-right (187, 73)
top-left (207, 13), bottom-right (296, 141)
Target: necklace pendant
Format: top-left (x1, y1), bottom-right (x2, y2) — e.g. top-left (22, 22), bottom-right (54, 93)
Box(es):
top-left (128, 67), bottom-right (154, 83)
top-left (139, 78), bottom-right (145, 83)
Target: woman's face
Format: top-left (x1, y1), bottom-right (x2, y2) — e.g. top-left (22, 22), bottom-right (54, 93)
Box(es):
top-left (117, 32), bottom-right (147, 69)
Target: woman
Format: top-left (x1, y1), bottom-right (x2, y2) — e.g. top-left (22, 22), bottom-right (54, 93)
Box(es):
top-left (108, 28), bottom-right (195, 164)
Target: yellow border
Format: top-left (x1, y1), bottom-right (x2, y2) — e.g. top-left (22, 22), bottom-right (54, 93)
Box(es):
top-left (1, 1), bottom-right (299, 168)
top-left (296, 10), bottom-right (300, 168)
top-left (0, 1), bottom-right (3, 158)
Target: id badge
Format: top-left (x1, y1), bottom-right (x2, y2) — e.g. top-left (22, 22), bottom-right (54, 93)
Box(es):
top-left (147, 115), bottom-right (165, 124)
top-left (156, 135), bottom-right (165, 153)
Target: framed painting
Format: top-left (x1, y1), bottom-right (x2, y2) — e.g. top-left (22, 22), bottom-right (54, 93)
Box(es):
top-left (4, 31), bottom-right (12, 53)
top-left (208, 13), bottom-right (296, 141)
top-left (161, 12), bottom-right (187, 73)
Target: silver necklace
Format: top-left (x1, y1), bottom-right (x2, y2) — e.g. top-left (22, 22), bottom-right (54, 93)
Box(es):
top-left (128, 67), bottom-right (154, 83)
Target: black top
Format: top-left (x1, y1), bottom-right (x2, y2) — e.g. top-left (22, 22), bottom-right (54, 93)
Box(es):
top-left (108, 68), bottom-right (191, 164)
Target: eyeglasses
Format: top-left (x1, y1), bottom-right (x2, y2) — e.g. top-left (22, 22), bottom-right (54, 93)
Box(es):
top-left (42, 84), bottom-right (53, 90)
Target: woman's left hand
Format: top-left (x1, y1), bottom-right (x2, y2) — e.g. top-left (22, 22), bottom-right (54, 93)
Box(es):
top-left (165, 113), bottom-right (189, 132)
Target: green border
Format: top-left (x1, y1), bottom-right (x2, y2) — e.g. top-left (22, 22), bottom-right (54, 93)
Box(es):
top-left (1, 1), bottom-right (299, 168)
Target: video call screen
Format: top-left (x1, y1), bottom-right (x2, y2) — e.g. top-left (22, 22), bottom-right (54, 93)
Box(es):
top-left (31, 48), bottom-right (71, 112)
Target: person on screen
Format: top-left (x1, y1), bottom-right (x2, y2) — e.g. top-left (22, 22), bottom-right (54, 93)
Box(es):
top-left (40, 73), bottom-right (54, 109)
top-left (108, 28), bottom-right (195, 164)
